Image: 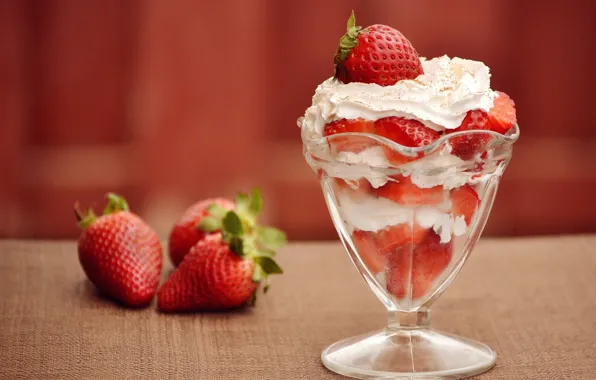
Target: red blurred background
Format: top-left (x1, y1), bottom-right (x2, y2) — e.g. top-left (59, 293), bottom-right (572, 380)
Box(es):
top-left (1, 0), bottom-right (595, 240)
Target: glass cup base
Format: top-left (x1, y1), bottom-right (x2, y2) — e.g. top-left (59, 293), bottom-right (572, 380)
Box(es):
top-left (321, 328), bottom-right (496, 379)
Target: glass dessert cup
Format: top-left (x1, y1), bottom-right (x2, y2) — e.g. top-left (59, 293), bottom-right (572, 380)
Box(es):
top-left (303, 125), bottom-right (519, 379)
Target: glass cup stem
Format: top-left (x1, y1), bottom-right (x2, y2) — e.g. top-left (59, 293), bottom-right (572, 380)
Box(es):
top-left (388, 309), bottom-right (430, 330)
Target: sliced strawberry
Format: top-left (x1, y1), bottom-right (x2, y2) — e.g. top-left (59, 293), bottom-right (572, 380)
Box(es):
top-left (449, 93), bottom-right (517, 159)
top-left (386, 231), bottom-right (452, 300)
top-left (324, 118), bottom-right (375, 136)
top-left (376, 176), bottom-right (445, 206)
top-left (375, 117), bottom-right (440, 164)
top-left (450, 184), bottom-right (480, 224)
top-left (385, 247), bottom-right (412, 299)
top-left (353, 230), bottom-right (387, 274)
top-left (375, 223), bottom-right (428, 253)
top-left (411, 232), bottom-right (453, 298)
top-left (415, 231), bottom-right (453, 280)
top-left (323, 118), bottom-right (376, 153)
top-left (449, 110), bottom-right (491, 160)
top-left (375, 118), bottom-right (419, 147)
top-left (353, 223), bottom-right (429, 275)
top-left (488, 92), bottom-right (517, 134)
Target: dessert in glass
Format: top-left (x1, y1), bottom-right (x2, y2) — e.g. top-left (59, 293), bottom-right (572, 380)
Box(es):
top-left (299, 12), bottom-right (519, 379)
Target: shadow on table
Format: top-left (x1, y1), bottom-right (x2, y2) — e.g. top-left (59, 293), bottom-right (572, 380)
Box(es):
top-left (78, 280), bottom-right (159, 311)
top-left (77, 279), bottom-right (256, 318)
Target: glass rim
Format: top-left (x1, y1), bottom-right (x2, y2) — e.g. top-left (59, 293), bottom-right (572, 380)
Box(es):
top-left (303, 123), bottom-right (519, 166)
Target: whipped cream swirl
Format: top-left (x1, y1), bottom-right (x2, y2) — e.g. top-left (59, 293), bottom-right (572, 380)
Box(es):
top-left (301, 55), bottom-right (497, 135)
top-left (337, 193), bottom-right (467, 244)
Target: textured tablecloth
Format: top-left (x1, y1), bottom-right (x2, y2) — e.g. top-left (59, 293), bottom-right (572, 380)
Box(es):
top-left (1, 236), bottom-right (595, 379)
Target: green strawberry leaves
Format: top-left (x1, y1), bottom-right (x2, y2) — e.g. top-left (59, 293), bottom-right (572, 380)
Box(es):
top-left (257, 226), bottom-right (287, 250)
top-left (229, 236), bottom-right (244, 257)
top-left (222, 211), bottom-right (243, 236)
top-left (197, 203), bottom-right (230, 232)
top-left (206, 203), bottom-right (229, 219)
top-left (234, 188), bottom-right (263, 224)
top-left (103, 193), bottom-right (130, 215)
top-left (249, 188), bottom-right (263, 216)
top-left (74, 204), bottom-right (97, 229)
top-left (346, 9), bottom-right (356, 29)
top-left (251, 264), bottom-right (264, 282)
top-left (334, 10), bottom-right (362, 66)
top-left (197, 216), bottom-right (221, 232)
top-left (251, 254), bottom-right (283, 300)
top-left (199, 188), bottom-right (264, 238)
top-left (234, 193), bottom-right (250, 214)
top-left (254, 256), bottom-right (283, 275)
top-left (75, 193), bottom-right (130, 230)
top-left (217, 210), bottom-right (246, 257)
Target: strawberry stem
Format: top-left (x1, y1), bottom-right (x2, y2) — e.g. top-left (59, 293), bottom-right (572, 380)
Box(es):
top-left (334, 10), bottom-right (362, 77)
top-left (74, 192), bottom-right (129, 230)
top-left (74, 203), bottom-right (97, 230)
top-left (103, 193), bottom-right (129, 215)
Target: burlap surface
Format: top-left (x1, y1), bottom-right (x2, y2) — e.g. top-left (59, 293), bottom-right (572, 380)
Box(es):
top-left (0, 236), bottom-right (595, 379)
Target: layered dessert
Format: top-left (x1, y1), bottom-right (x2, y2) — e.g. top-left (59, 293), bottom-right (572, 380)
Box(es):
top-left (300, 13), bottom-right (518, 301)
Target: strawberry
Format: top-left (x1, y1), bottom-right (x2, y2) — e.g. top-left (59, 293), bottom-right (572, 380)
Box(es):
top-left (449, 92), bottom-right (517, 159)
top-left (323, 118), bottom-right (376, 153)
top-left (334, 12), bottom-right (424, 86)
top-left (450, 184), bottom-right (480, 224)
top-left (488, 91), bottom-right (517, 134)
top-left (168, 198), bottom-right (234, 266)
top-left (375, 117), bottom-right (439, 147)
top-left (414, 231), bottom-right (453, 280)
top-left (385, 247), bottom-right (412, 299)
top-left (353, 230), bottom-right (386, 274)
top-left (375, 117), bottom-right (440, 164)
top-left (75, 193), bottom-right (162, 307)
top-left (353, 224), bottom-right (428, 275)
top-left (386, 231), bottom-right (452, 299)
top-left (449, 110), bottom-right (491, 160)
top-left (158, 189), bottom-right (287, 312)
top-left (159, 234), bottom-right (258, 311)
top-left (375, 223), bottom-right (428, 252)
top-left (376, 176), bottom-right (445, 206)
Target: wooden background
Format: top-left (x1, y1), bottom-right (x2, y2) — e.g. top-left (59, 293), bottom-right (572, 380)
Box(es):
top-left (1, 0), bottom-right (595, 240)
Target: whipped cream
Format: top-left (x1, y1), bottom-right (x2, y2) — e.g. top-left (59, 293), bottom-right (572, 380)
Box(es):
top-left (323, 144), bottom-right (476, 190)
top-left (337, 193), bottom-right (466, 243)
top-left (301, 55), bottom-right (497, 135)
top-left (431, 214), bottom-right (467, 243)
top-left (322, 147), bottom-right (392, 188)
top-left (400, 145), bottom-right (473, 190)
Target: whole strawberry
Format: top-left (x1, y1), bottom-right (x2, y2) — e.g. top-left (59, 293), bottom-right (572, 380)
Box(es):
top-left (168, 198), bottom-right (234, 266)
top-left (158, 189), bottom-right (287, 312)
top-left (334, 11), bottom-right (424, 86)
top-left (76, 193), bottom-right (162, 307)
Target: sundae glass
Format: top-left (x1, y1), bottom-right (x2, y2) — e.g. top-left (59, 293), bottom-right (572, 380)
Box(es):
top-left (299, 13), bottom-right (519, 379)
